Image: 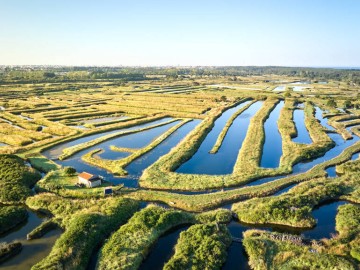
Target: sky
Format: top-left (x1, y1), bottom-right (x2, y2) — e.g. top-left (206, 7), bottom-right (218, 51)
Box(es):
top-left (0, 0), bottom-right (359, 66)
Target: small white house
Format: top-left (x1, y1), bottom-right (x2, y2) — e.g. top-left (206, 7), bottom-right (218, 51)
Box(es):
top-left (78, 172), bottom-right (102, 188)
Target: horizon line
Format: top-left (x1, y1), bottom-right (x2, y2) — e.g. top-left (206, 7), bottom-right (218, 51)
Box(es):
top-left (1, 65), bottom-right (360, 69)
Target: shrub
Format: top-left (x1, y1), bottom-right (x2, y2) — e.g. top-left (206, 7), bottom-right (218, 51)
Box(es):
top-left (63, 166), bottom-right (76, 176)
top-left (0, 154), bottom-right (41, 203)
top-left (32, 198), bottom-right (139, 270)
top-left (0, 241), bottom-right (22, 263)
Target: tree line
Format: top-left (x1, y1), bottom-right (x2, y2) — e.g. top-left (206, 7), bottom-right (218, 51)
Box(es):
top-left (0, 66), bottom-right (359, 84)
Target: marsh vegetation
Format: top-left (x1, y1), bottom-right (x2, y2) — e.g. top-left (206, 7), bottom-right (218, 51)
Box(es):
top-left (0, 67), bottom-right (359, 269)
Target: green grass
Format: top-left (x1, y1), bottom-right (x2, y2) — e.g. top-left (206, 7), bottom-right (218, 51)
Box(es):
top-left (97, 206), bottom-right (231, 270)
top-left (327, 204), bottom-right (360, 262)
top-left (26, 218), bottom-right (58, 240)
top-left (232, 174), bottom-right (359, 228)
top-left (27, 154), bottom-right (59, 172)
top-left (336, 157), bottom-right (360, 175)
top-left (97, 205), bottom-right (194, 270)
top-left (35, 169), bottom-right (118, 199)
top-left (31, 198), bottom-right (139, 270)
top-left (243, 229), bottom-right (356, 270)
top-left (164, 223), bottom-right (232, 270)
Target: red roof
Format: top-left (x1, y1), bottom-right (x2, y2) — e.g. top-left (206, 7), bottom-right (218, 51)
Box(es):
top-left (78, 172), bottom-right (96, 180)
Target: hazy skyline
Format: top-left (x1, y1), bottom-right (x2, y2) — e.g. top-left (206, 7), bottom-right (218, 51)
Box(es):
top-left (1, 0), bottom-right (359, 66)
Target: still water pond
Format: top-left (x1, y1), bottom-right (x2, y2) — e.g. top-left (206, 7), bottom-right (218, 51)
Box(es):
top-left (177, 101), bottom-right (262, 175)
top-left (44, 119), bottom-right (200, 187)
top-left (292, 109), bottom-right (312, 144)
top-left (260, 101), bottom-right (284, 168)
top-left (0, 209), bottom-right (61, 270)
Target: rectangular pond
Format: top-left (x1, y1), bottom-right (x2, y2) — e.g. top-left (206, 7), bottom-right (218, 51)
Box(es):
top-left (292, 109), bottom-right (312, 144)
top-left (260, 101), bottom-right (284, 168)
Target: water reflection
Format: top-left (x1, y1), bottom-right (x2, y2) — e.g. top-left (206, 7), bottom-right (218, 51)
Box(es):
top-left (292, 109), bottom-right (312, 144)
top-left (177, 101), bottom-right (262, 174)
top-left (261, 101), bottom-right (284, 168)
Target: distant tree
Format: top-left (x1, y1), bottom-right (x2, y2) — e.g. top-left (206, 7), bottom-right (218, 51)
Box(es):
top-left (63, 166), bottom-right (76, 176)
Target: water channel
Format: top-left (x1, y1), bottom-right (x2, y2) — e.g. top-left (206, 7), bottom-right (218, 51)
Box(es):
top-left (177, 101), bottom-right (262, 174)
top-left (292, 109), bottom-right (312, 144)
top-left (260, 101), bottom-right (284, 168)
top-left (0, 209), bottom-right (62, 270)
top-left (33, 104), bottom-right (360, 269)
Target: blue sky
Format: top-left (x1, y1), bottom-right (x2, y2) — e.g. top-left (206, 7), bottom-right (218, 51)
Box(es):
top-left (0, 0), bottom-right (359, 66)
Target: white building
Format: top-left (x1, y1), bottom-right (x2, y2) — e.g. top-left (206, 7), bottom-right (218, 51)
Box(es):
top-left (78, 172), bottom-right (102, 188)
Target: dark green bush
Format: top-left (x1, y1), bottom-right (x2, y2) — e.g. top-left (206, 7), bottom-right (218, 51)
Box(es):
top-left (164, 223), bottom-right (232, 270)
top-left (0, 154), bottom-right (41, 203)
top-left (0, 241), bottom-right (22, 263)
top-left (63, 166), bottom-right (76, 176)
top-left (0, 206), bottom-right (28, 234)
top-left (32, 198), bottom-right (139, 270)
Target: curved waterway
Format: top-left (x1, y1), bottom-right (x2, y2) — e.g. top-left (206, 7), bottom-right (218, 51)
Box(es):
top-left (244, 125), bottom-right (359, 188)
top-left (223, 221), bottom-right (255, 270)
top-left (223, 201), bottom-right (349, 268)
top-left (292, 109), bottom-right (312, 144)
top-left (292, 132), bottom-right (358, 174)
top-left (315, 107), bottom-right (334, 130)
top-left (139, 225), bottom-right (190, 270)
top-left (302, 201), bottom-right (346, 239)
top-left (124, 120), bottom-right (200, 181)
top-left (229, 201), bottom-right (349, 268)
top-left (43, 117), bottom-right (173, 159)
top-left (177, 101), bottom-right (263, 175)
top-left (36, 107), bottom-right (360, 269)
top-left (138, 202), bottom-right (348, 270)
top-left (95, 121), bottom-right (181, 160)
top-left (0, 209), bottom-right (61, 270)
top-left (44, 119), bottom-right (200, 187)
top-left (326, 151), bottom-right (360, 178)
top-left (175, 126), bottom-right (359, 195)
top-left (260, 101), bottom-right (284, 168)
top-left (352, 152), bottom-right (360, 160)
